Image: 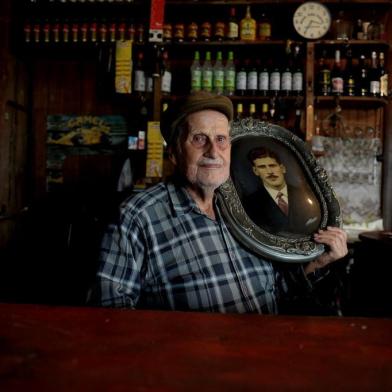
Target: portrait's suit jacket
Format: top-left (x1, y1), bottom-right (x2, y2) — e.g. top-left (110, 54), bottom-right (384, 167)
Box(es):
top-left (243, 184), bottom-right (321, 235)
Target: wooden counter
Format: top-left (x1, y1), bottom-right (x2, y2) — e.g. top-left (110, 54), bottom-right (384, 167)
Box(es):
top-left (0, 303), bottom-right (391, 391)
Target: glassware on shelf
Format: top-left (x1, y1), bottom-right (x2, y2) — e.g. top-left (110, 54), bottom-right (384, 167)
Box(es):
top-left (330, 10), bottom-right (353, 40)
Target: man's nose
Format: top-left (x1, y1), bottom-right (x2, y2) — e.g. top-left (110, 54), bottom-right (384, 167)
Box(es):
top-left (204, 140), bottom-right (219, 157)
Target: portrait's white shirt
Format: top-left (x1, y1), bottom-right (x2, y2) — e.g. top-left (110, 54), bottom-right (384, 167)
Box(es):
top-left (265, 184), bottom-right (288, 206)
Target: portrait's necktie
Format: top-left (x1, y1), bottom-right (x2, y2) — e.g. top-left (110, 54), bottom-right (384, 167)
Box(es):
top-left (276, 192), bottom-right (289, 216)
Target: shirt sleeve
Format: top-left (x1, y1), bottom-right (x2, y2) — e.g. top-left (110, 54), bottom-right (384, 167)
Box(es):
top-left (92, 209), bottom-right (147, 308)
top-left (274, 262), bottom-right (331, 314)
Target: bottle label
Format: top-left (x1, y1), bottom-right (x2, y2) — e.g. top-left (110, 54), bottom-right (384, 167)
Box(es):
top-left (292, 72), bottom-right (303, 92)
top-left (202, 70), bottom-right (213, 91)
top-left (236, 71), bottom-right (247, 91)
top-left (370, 81), bottom-right (380, 95)
top-left (161, 71), bottom-right (172, 93)
top-left (281, 72), bottom-right (292, 91)
top-left (146, 76), bottom-right (153, 92)
top-left (380, 74), bottom-right (388, 96)
top-left (240, 21), bottom-right (256, 40)
top-left (224, 70), bottom-right (236, 92)
top-left (331, 77), bottom-right (344, 94)
top-left (258, 22), bottom-right (271, 39)
top-left (134, 70), bottom-right (146, 92)
top-left (214, 22), bottom-right (225, 39)
top-left (270, 71), bottom-right (280, 91)
top-left (227, 22), bottom-right (239, 39)
top-left (191, 69), bottom-right (202, 91)
top-left (247, 71), bottom-right (258, 90)
top-left (258, 71), bottom-right (269, 91)
top-left (213, 69), bottom-right (225, 90)
top-left (187, 23), bottom-right (198, 41)
top-left (346, 77), bottom-right (355, 95)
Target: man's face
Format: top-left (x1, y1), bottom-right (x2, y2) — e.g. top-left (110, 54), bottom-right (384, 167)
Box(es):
top-left (174, 110), bottom-right (231, 192)
top-left (252, 156), bottom-right (286, 190)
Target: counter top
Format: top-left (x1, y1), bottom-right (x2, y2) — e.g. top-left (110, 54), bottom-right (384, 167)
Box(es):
top-left (0, 303), bottom-right (391, 391)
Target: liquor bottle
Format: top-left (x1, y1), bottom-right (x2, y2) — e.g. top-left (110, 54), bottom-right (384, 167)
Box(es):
top-left (214, 20), bottom-right (225, 42)
top-left (42, 18), bottom-right (50, 43)
top-left (240, 6), bottom-right (256, 41)
top-left (291, 108), bottom-right (304, 140)
top-left (174, 23), bottom-right (185, 43)
top-left (367, 12), bottom-right (381, 40)
top-left (236, 59), bottom-right (247, 96)
top-left (118, 21), bottom-right (126, 41)
top-left (369, 51), bottom-right (380, 97)
top-left (163, 23), bottom-right (172, 43)
top-left (186, 22), bottom-right (198, 42)
top-left (249, 103), bottom-right (258, 119)
top-left (109, 21), bottom-right (117, 42)
top-left (24, 21), bottom-right (32, 43)
top-left (275, 98), bottom-right (287, 128)
top-left (281, 43), bottom-right (293, 96)
top-left (258, 60), bottom-right (269, 97)
top-left (261, 103), bottom-right (269, 121)
top-left (292, 45), bottom-right (303, 96)
top-left (235, 103), bottom-right (244, 121)
top-left (134, 51), bottom-right (146, 95)
top-left (213, 51), bottom-right (225, 95)
top-left (331, 49), bottom-right (344, 96)
top-left (63, 20), bottom-right (70, 43)
top-left (52, 23), bottom-right (62, 44)
top-left (190, 51), bottom-right (202, 93)
top-left (358, 54), bottom-right (369, 96)
top-left (161, 50), bottom-right (172, 96)
top-left (200, 21), bottom-right (212, 42)
top-left (269, 62), bottom-right (281, 97)
top-left (90, 20), bottom-right (98, 43)
top-left (318, 50), bottom-right (330, 96)
top-left (344, 48), bottom-right (356, 96)
top-left (247, 60), bottom-right (258, 96)
top-left (227, 7), bottom-right (239, 41)
top-left (379, 52), bottom-right (388, 97)
top-left (224, 51), bottom-right (236, 96)
top-left (353, 19), bottom-right (364, 40)
top-left (201, 51), bottom-right (213, 92)
top-left (258, 11), bottom-right (272, 40)
top-left (99, 21), bottom-right (108, 43)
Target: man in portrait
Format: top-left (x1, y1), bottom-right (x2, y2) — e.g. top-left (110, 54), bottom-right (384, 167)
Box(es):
top-left (244, 147), bottom-right (321, 235)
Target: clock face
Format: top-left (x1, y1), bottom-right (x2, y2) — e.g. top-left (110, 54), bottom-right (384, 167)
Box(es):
top-left (293, 2), bottom-right (331, 39)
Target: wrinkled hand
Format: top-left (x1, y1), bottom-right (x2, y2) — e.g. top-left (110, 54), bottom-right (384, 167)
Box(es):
top-left (305, 226), bottom-right (348, 275)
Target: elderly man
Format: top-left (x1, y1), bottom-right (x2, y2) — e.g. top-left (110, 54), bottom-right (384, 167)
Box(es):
top-left (93, 91), bottom-right (347, 313)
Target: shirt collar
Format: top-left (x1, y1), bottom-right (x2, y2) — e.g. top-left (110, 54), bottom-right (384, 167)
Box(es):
top-left (167, 182), bottom-right (199, 216)
top-left (167, 181), bottom-right (219, 218)
top-left (264, 184), bottom-right (288, 200)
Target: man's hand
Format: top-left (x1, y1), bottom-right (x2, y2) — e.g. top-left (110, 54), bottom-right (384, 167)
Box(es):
top-left (305, 227), bottom-right (348, 275)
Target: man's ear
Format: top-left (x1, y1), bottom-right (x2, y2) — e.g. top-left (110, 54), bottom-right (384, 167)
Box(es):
top-left (168, 147), bottom-right (177, 166)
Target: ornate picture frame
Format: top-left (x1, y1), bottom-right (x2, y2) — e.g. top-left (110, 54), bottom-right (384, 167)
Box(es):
top-left (217, 119), bottom-right (342, 263)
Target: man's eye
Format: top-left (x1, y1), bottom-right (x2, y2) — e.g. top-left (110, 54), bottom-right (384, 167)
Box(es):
top-left (191, 134), bottom-right (208, 146)
top-left (216, 135), bottom-right (228, 145)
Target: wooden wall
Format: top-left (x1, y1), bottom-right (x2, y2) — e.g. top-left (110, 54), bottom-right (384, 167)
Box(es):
top-left (0, 0), bottom-right (29, 249)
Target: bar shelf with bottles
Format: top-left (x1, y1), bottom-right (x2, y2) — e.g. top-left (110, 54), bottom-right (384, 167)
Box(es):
top-left (314, 45), bottom-right (390, 106)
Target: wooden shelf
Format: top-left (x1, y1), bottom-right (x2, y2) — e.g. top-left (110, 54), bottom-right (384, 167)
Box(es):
top-left (315, 96), bottom-right (389, 105)
top-left (314, 40), bottom-right (390, 46)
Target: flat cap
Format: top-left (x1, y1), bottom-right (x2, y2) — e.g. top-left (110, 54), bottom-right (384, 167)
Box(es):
top-left (161, 91), bottom-right (233, 146)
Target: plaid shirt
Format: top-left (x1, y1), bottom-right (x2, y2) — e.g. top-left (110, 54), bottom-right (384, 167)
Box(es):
top-left (95, 182), bottom-right (314, 314)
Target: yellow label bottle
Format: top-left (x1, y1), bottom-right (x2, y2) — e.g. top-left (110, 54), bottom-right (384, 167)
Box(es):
top-left (240, 6), bottom-right (256, 41)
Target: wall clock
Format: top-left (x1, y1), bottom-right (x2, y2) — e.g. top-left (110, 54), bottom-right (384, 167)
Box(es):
top-left (293, 2), bottom-right (331, 39)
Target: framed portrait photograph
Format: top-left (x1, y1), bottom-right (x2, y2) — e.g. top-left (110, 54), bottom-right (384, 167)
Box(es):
top-left (217, 119), bottom-right (342, 263)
